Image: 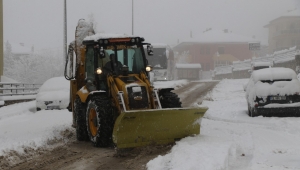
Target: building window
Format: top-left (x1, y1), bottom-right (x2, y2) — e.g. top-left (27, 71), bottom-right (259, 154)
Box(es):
top-left (200, 46), bottom-right (205, 55)
top-left (206, 63), bottom-right (210, 70)
top-left (290, 23), bottom-right (295, 30)
top-left (218, 47), bottom-right (225, 54)
top-left (206, 47), bottom-right (210, 55)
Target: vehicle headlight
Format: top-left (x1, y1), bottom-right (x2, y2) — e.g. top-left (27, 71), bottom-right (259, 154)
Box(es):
top-left (146, 65), bottom-right (152, 72)
top-left (96, 68), bottom-right (102, 74)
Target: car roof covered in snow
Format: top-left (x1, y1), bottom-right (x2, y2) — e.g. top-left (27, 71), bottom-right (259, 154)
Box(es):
top-left (252, 61), bottom-right (273, 67)
top-left (252, 67), bottom-right (297, 82)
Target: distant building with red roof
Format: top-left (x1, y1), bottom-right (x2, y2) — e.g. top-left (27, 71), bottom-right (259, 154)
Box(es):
top-left (173, 29), bottom-right (257, 71)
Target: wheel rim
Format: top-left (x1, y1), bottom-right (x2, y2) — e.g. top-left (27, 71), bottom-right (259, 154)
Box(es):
top-left (89, 108), bottom-right (98, 137)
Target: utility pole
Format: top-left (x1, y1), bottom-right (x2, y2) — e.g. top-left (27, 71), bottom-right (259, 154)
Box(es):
top-left (132, 0), bottom-right (134, 35)
top-left (64, 0), bottom-right (67, 61)
top-left (0, 0), bottom-right (3, 105)
top-left (0, 0), bottom-right (3, 81)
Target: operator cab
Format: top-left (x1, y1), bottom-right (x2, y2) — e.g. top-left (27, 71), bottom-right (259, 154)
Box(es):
top-left (82, 35), bottom-right (153, 91)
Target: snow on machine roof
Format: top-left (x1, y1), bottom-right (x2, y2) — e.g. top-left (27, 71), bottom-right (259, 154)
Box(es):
top-left (84, 33), bottom-right (139, 42)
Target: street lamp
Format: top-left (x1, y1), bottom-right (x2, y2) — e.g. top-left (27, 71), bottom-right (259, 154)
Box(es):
top-left (64, 0), bottom-right (67, 60)
top-left (0, 0), bottom-right (3, 80)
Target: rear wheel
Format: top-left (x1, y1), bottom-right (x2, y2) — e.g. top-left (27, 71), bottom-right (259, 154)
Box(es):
top-left (159, 91), bottom-right (182, 108)
top-left (74, 96), bottom-right (89, 141)
top-left (86, 95), bottom-right (113, 147)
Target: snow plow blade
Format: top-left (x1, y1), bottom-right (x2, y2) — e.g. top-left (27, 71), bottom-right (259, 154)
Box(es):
top-left (112, 107), bottom-right (208, 148)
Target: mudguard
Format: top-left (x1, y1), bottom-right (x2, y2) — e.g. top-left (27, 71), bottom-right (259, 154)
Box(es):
top-left (112, 106), bottom-right (208, 148)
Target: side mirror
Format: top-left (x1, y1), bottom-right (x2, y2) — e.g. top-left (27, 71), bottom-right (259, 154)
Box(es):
top-left (99, 47), bottom-right (105, 59)
top-left (94, 45), bottom-right (105, 59)
top-left (147, 45), bottom-right (153, 56)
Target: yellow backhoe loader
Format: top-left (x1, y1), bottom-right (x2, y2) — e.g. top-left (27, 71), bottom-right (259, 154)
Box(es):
top-left (64, 19), bottom-right (208, 148)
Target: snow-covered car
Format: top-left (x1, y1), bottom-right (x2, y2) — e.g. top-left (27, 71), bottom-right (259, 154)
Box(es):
top-left (244, 67), bottom-right (300, 117)
top-left (248, 61), bottom-right (273, 74)
top-left (36, 77), bottom-right (69, 111)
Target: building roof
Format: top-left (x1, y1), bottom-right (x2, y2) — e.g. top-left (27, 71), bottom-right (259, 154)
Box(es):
top-left (173, 29), bottom-right (256, 51)
top-left (264, 9), bottom-right (300, 27)
top-left (181, 30), bottom-right (255, 44)
top-left (282, 8), bottom-right (300, 17)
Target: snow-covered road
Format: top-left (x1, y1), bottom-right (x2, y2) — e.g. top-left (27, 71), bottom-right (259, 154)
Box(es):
top-left (1, 79), bottom-right (300, 170)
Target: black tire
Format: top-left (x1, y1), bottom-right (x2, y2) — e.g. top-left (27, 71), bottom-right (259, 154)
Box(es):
top-left (159, 91), bottom-right (182, 108)
top-left (36, 107), bottom-right (41, 111)
top-left (247, 104), bottom-right (251, 116)
top-left (250, 107), bottom-right (258, 117)
top-left (86, 95), bottom-right (114, 147)
top-left (74, 96), bottom-right (89, 141)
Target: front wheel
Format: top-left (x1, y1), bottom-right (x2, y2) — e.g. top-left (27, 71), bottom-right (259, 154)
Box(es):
top-left (159, 91), bottom-right (182, 108)
top-left (86, 95), bottom-right (113, 147)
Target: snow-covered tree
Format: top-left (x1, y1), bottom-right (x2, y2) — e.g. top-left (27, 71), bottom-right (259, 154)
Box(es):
top-left (3, 41), bottom-right (16, 79)
top-left (4, 43), bottom-right (64, 84)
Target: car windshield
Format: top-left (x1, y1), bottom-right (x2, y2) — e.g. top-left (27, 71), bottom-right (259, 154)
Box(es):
top-left (260, 79), bottom-right (292, 84)
top-left (253, 66), bottom-right (269, 70)
top-left (146, 48), bottom-right (167, 69)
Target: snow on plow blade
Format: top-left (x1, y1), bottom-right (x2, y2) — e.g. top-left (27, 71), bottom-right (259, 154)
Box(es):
top-left (112, 107), bottom-right (208, 148)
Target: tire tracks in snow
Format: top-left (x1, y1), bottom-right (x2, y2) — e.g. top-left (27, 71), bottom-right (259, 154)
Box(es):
top-left (174, 81), bottom-right (218, 107)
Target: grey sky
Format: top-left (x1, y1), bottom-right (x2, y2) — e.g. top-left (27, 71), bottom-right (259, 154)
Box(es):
top-left (4, 0), bottom-right (298, 51)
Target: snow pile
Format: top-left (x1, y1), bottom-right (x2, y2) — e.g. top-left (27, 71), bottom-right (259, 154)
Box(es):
top-left (273, 46), bottom-right (297, 55)
top-left (153, 79), bottom-right (189, 89)
top-left (147, 135), bottom-right (231, 170)
top-left (251, 61), bottom-right (273, 67)
top-left (0, 76), bottom-right (19, 83)
top-left (214, 47), bottom-right (299, 75)
top-left (0, 101), bottom-right (72, 155)
top-left (148, 79), bottom-right (300, 170)
top-left (175, 63), bottom-right (201, 69)
top-left (75, 19), bottom-right (95, 64)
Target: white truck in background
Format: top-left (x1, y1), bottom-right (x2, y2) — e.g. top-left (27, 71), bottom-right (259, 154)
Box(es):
top-left (145, 43), bottom-right (174, 81)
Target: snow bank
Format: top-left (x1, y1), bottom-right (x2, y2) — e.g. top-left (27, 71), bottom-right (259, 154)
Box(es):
top-left (0, 101), bottom-right (72, 155)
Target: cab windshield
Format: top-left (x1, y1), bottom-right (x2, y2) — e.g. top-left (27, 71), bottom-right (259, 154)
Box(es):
top-left (98, 46), bottom-right (145, 74)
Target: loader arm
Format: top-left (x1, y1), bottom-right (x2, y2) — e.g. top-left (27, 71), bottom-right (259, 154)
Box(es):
top-left (107, 75), bottom-right (122, 113)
